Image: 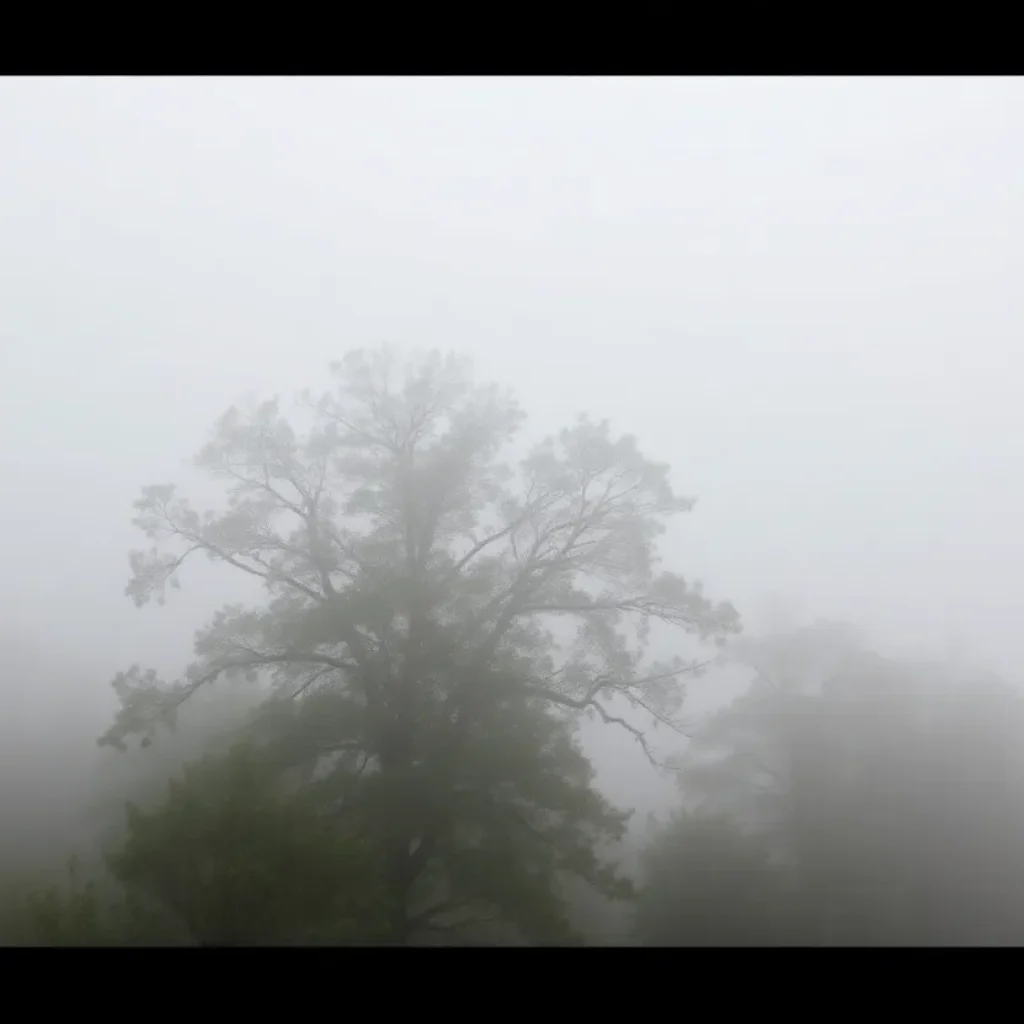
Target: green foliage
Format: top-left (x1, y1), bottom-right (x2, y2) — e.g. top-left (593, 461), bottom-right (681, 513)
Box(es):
top-left (98, 347), bottom-right (736, 942)
top-left (7, 858), bottom-right (177, 946)
top-left (108, 743), bottom-right (386, 945)
top-left (23, 864), bottom-right (110, 946)
top-left (398, 692), bottom-right (634, 944)
top-left (636, 812), bottom-right (798, 946)
top-left (248, 675), bottom-right (634, 943)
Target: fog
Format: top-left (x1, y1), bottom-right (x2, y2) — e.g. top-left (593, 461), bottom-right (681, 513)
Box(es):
top-left (2, 76), bottom-right (1023, 944)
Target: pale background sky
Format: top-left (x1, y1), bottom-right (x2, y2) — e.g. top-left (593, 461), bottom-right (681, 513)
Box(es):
top-left (1, 76), bottom-right (1022, 819)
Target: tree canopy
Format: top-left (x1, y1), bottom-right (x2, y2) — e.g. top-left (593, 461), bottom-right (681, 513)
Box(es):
top-left (108, 742), bottom-right (383, 945)
top-left (99, 347), bottom-right (739, 943)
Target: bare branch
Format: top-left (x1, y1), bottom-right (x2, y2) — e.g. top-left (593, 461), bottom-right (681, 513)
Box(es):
top-left (524, 681), bottom-right (683, 772)
top-left (453, 521), bottom-right (521, 574)
top-left (288, 666), bottom-right (335, 701)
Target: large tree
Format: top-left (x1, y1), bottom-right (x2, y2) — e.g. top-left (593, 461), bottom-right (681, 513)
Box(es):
top-left (100, 348), bottom-right (739, 943)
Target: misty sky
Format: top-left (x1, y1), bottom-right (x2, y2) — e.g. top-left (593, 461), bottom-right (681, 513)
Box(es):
top-left (2, 77), bottom-right (1023, 814)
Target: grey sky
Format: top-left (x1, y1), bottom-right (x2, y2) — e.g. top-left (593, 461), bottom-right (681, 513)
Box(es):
top-left (2, 76), bottom-right (1023, 816)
